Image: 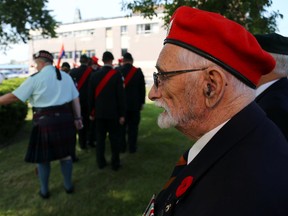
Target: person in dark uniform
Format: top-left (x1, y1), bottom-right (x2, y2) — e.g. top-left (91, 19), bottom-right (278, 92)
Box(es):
top-left (70, 54), bottom-right (95, 150)
top-left (0, 50), bottom-right (82, 199)
top-left (61, 62), bottom-right (71, 73)
top-left (255, 33), bottom-right (288, 140)
top-left (146, 7), bottom-right (288, 216)
top-left (89, 51), bottom-right (126, 171)
top-left (118, 52), bottom-right (146, 153)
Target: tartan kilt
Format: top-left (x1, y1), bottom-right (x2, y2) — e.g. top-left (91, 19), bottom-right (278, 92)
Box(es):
top-left (25, 104), bottom-right (76, 163)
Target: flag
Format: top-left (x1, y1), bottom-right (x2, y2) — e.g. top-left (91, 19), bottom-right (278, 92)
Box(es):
top-left (56, 44), bottom-right (65, 68)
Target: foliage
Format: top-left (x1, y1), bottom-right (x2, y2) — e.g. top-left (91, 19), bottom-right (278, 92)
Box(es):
top-left (123, 0), bottom-right (283, 34)
top-left (0, 0), bottom-right (57, 52)
top-left (0, 78), bottom-right (28, 144)
top-left (0, 104), bottom-right (191, 215)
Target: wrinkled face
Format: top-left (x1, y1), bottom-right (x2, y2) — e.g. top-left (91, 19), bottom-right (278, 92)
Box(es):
top-left (148, 44), bottom-right (205, 129)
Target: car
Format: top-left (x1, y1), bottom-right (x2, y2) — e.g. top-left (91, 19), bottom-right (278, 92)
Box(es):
top-left (0, 70), bottom-right (19, 79)
top-left (16, 69), bottom-right (30, 78)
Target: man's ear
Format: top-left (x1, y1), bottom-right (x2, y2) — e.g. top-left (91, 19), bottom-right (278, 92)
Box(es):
top-left (203, 67), bottom-right (227, 108)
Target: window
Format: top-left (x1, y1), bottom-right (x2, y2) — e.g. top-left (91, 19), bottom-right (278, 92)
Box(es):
top-left (136, 23), bottom-right (158, 34)
top-left (106, 27), bottom-right (112, 37)
top-left (106, 27), bottom-right (113, 49)
top-left (73, 29), bottom-right (95, 37)
top-left (120, 26), bottom-right (127, 36)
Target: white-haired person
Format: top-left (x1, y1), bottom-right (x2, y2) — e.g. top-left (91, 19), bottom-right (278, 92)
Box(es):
top-left (145, 6), bottom-right (288, 216)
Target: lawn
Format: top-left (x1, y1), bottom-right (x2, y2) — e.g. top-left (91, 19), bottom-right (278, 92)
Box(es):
top-left (0, 103), bottom-right (191, 216)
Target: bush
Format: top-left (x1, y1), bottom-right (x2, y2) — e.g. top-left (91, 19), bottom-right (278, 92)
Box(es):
top-left (0, 78), bottom-right (28, 144)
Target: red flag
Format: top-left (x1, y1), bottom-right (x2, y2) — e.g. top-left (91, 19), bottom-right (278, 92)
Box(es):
top-left (56, 44), bottom-right (65, 68)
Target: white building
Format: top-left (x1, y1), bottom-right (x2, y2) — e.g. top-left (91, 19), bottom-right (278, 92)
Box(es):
top-left (29, 10), bottom-right (167, 84)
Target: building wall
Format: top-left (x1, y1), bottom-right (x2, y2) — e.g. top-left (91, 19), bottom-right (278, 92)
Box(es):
top-left (29, 14), bottom-right (167, 85)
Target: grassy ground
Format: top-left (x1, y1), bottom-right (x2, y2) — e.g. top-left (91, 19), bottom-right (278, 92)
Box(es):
top-left (0, 103), bottom-right (191, 216)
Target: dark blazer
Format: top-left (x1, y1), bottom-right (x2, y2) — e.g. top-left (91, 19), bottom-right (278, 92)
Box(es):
top-left (119, 63), bottom-right (146, 111)
top-left (255, 78), bottom-right (288, 140)
top-left (88, 65), bottom-right (125, 119)
top-left (70, 64), bottom-right (91, 106)
top-left (155, 102), bottom-right (288, 216)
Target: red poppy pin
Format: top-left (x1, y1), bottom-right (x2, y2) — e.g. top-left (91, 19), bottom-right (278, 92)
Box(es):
top-left (175, 176), bottom-right (194, 198)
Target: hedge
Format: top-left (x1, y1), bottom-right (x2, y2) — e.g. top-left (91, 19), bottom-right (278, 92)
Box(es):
top-left (0, 78), bottom-right (28, 145)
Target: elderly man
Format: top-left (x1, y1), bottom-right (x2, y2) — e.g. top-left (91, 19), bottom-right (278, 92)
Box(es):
top-left (146, 6), bottom-right (288, 216)
top-left (255, 33), bottom-right (288, 140)
top-left (0, 50), bottom-right (82, 199)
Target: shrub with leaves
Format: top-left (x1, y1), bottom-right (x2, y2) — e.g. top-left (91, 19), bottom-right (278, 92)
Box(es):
top-left (0, 78), bottom-right (28, 144)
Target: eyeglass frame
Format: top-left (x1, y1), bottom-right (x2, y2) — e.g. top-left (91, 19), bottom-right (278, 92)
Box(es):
top-left (153, 67), bottom-right (208, 88)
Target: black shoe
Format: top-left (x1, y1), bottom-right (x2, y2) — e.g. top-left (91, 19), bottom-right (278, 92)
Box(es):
top-left (120, 148), bottom-right (126, 153)
top-left (129, 149), bottom-right (137, 154)
top-left (112, 164), bottom-right (121, 171)
top-left (72, 157), bottom-right (79, 163)
top-left (88, 142), bottom-right (97, 148)
top-left (39, 191), bottom-right (50, 199)
top-left (98, 164), bottom-right (107, 169)
top-left (98, 160), bottom-right (107, 169)
top-left (65, 186), bottom-right (74, 194)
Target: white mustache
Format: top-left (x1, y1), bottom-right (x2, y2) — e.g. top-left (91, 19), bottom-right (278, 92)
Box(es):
top-left (154, 100), bottom-right (168, 111)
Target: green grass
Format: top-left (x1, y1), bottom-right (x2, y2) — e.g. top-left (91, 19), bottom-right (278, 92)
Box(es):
top-left (0, 103), bottom-right (191, 216)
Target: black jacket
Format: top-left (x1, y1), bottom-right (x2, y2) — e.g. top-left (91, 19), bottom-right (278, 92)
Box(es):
top-left (155, 102), bottom-right (288, 216)
top-left (88, 65), bottom-right (126, 119)
top-left (256, 78), bottom-right (288, 140)
top-left (119, 63), bottom-right (146, 111)
top-left (70, 64), bottom-right (91, 107)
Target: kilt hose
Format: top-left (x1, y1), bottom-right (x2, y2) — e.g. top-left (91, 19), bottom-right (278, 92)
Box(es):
top-left (25, 103), bottom-right (76, 163)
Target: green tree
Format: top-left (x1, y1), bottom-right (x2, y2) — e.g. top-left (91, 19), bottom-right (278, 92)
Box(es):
top-left (0, 0), bottom-right (57, 52)
top-left (123, 0), bottom-right (283, 33)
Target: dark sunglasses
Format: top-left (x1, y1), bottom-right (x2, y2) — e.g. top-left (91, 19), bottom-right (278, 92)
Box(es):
top-left (153, 68), bottom-right (207, 88)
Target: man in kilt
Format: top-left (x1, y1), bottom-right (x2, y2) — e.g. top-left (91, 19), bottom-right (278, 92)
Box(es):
top-left (0, 50), bottom-right (82, 199)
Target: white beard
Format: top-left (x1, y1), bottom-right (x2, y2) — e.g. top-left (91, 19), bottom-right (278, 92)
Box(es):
top-left (154, 100), bottom-right (178, 128)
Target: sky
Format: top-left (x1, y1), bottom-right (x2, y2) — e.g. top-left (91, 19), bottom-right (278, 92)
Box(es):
top-left (0, 0), bottom-right (287, 64)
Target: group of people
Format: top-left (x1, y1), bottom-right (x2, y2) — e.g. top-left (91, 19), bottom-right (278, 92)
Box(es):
top-left (0, 50), bottom-right (145, 198)
top-left (69, 51), bottom-right (146, 169)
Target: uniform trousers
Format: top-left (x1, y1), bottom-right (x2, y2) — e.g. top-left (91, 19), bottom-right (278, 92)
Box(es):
top-left (95, 119), bottom-right (121, 169)
top-left (78, 105), bottom-right (89, 149)
top-left (120, 111), bottom-right (141, 153)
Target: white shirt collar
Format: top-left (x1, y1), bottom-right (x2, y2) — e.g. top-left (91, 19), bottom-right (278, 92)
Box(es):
top-left (187, 120), bottom-right (228, 164)
top-left (256, 79), bottom-right (279, 97)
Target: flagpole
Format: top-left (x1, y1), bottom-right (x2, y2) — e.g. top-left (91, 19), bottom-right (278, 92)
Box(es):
top-left (73, 31), bottom-right (78, 68)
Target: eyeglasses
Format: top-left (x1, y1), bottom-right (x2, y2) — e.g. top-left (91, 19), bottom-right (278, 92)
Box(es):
top-left (153, 68), bottom-right (207, 88)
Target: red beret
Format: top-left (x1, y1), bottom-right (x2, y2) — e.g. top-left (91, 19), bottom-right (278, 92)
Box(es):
top-left (165, 6), bottom-right (275, 88)
top-left (92, 56), bottom-right (99, 64)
